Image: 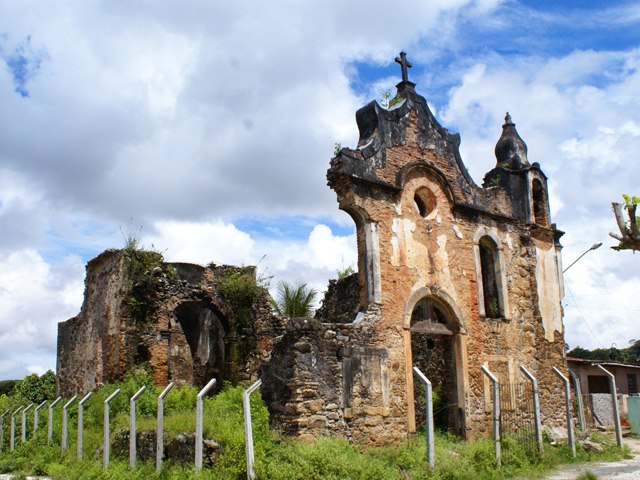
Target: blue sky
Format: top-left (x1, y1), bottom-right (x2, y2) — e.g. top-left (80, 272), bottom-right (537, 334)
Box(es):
top-left (0, 0), bottom-right (639, 379)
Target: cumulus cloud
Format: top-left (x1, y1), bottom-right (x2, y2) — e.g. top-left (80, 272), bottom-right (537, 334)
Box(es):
top-left (0, 250), bottom-right (84, 378)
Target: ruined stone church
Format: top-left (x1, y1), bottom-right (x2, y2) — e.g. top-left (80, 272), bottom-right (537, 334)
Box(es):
top-left (57, 54), bottom-right (568, 444)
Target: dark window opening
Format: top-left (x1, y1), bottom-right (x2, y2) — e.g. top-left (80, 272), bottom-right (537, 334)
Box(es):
top-left (588, 375), bottom-right (611, 394)
top-left (134, 345), bottom-right (151, 365)
top-left (532, 179), bottom-right (549, 226)
top-left (628, 374), bottom-right (638, 394)
top-left (479, 237), bottom-right (501, 318)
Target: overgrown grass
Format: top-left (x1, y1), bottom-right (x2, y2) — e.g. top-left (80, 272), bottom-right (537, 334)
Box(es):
top-left (0, 373), bottom-right (630, 479)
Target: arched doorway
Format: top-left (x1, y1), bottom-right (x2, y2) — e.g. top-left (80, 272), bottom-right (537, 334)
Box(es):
top-left (405, 291), bottom-right (467, 436)
top-left (174, 301), bottom-right (229, 390)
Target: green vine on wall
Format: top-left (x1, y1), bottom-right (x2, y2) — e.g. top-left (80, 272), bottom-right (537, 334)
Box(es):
top-left (124, 246), bottom-right (166, 324)
top-left (216, 270), bottom-right (262, 328)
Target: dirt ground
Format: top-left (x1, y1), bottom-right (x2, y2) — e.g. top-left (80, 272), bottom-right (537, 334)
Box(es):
top-left (542, 431), bottom-right (640, 480)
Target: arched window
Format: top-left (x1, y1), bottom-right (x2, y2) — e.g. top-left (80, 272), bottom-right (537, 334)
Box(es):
top-left (532, 179), bottom-right (549, 226)
top-left (478, 236), bottom-right (502, 318)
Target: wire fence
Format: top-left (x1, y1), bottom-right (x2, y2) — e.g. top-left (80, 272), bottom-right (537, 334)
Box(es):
top-left (499, 382), bottom-right (538, 462)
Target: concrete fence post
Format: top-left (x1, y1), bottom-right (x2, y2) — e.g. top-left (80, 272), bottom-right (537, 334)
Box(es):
top-left (243, 379), bottom-right (262, 480)
top-left (103, 388), bottom-right (121, 469)
top-left (21, 403), bottom-right (34, 443)
top-left (413, 366), bottom-right (435, 468)
top-left (129, 385), bottom-right (147, 468)
top-left (33, 400), bottom-right (47, 437)
top-left (10, 406), bottom-right (23, 451)
top-left (61, 395), bottom-right (78, 453)
top-left (481, 364), bottom-right (501, 468)
top-left (156, 382), bottom-right (174, 472)
top-left (596, 365), bottom-right (623, 447)
top-left (47, 396), bottom-right (62, 445)
top-left (77, 392), bottom-right (93, 461)
top-left (519, 365), bottom-right (543, 456)
top-left (552, 367), bottom-right (576, 458)
top-left (195, 378), bottom-right (217, 472)
top-left (569, 370), bottom-right (586, 431)
top-left (0, 411), bottom-right (8, 452)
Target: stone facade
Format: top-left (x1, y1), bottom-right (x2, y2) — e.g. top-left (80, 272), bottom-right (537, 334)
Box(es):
top-left (56, 249), bottom-right (284, 397)
top-left (261, 74), bottom-right (569, 443)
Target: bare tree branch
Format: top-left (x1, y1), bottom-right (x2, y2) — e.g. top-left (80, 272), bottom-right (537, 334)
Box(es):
top-left (610, 201), bottom-right (640, 251)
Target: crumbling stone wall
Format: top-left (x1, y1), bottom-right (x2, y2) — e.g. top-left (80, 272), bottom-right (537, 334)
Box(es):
top-left (261, 317), bottom-right (406, 445)
top-left (315, 273), bottom-right (359, 323)
top-left (57, 249), bottom-right (284, 396)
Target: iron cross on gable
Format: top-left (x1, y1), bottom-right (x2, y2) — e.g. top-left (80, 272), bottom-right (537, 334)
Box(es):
top-left (395, 51), bottom-right (412, 83)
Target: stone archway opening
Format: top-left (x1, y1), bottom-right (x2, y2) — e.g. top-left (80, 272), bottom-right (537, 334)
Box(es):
top-left (174, 301), bottom-right (228, 390)
top-left (410, 297), bottom-right (462, 435)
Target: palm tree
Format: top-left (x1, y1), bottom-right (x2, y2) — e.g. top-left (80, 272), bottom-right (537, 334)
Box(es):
top-left (271, 281), bottom-right (318, 318)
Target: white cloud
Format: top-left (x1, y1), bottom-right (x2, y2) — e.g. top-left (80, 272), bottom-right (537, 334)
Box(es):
top-left (259, 224), bottom-right (357, 303)
top-left (0, 250), bottom-right (84, 378)
top-left (147, 220), bottom-right (255, 266)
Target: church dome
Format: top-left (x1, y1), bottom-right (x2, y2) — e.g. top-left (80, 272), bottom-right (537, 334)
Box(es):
top-left (494, 113), bottom-right (529, 169)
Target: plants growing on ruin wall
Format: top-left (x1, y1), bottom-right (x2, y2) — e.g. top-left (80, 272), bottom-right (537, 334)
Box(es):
top-left (122, 229), bottom-right (176, 324)
top-left (216, 269), bottom-right (263, 328)
top-left (124, 246), bottom-right (164, 324)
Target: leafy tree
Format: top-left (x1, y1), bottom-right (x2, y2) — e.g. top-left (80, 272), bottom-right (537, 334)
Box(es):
top-left (14, 370), bottom-right (56, 404)
top-left (0, 379), bottom-right (19, 396)
top-left (271, 281), bottom-right (317, 318)
top-left (567, 343), bottom-right (639, 365)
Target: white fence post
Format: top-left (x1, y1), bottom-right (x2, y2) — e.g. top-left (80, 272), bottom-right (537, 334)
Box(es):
top-left (129, 385), bottom-right (147, 468)
top-left (519, 365), bottom-right (543, 456)
top-left (156, 382), bottom-right (174, 472)
top-left (243, 379), bottom-right (262, 480)
top-left (21, 403), bottom-right (34, 443)
top-left (0, 411), bottom-right (8, 452)
top-left (61, 395), bottom-right (78, 453)
top-left (413, 366), bottom-right (435, 468)
top-left (552, 367), bottom-right (576, 458)
top-left (481, 364), bottom-right (501, 468)
top-left (33, 400), bottom-right (47, 437)
top-left (103, 388), bottom-right (121, 469)
top-left (569, 370), bottom-right (586, 431)
top-left (47, 396), bottom-right (62, 445)
top-left (596, 365), bottom-right (623, 448)
top-left (10, 406), bottom-right (23, 451)
top-left (77, 392), bottom-right (93, 461)
top-left (196, 378), bottom-right (217, 472)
